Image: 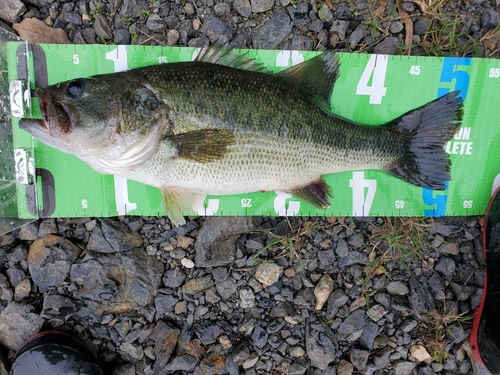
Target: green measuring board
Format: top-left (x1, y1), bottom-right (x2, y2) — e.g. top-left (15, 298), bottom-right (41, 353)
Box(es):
top-left (5, 43), bottom-right (500, 220)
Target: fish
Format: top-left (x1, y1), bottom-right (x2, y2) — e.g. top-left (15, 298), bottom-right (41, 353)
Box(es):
top-left (19, 44), bottom-right (463, 226)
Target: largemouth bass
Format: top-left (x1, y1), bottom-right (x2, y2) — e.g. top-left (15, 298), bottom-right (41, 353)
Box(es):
top-left (19, 44), bottom-right (462, 226)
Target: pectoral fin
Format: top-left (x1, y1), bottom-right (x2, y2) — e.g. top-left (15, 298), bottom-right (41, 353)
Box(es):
top-left (161, 187), bottom-right (207, 227)
top-left (164, 129), bottom-right (234, 163)
top-left (290, 178), bottom-right (332, 208)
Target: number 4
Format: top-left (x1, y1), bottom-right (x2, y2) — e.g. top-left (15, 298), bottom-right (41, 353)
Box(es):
top-left (356, 54), bottom-right (388, 105)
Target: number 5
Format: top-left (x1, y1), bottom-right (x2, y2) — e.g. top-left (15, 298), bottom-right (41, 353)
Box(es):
top-left (73, 54), bottom-right (79, 65)
top-left (437, 57), bottom-right (471, 100)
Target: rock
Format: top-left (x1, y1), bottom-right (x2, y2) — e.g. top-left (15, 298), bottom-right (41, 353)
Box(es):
top-left (0, 0), bottom-right (26, 23)
top-left (87, 219), bottom-right (142, 253)
top-left (151, 321), bottom-right (179, 371)
top-left (162, 268), bottom-right (186, 288)
top-left (214, 2), bottom-right (230, 16)
top-left (408, 276), bottom-right (436, 318)
top-left (351, 347), bottom-right (369, 370)
top-left (289, 358), bottom-right (308, 375)
top-left (255, 263), bottom-right (283, 287)
top-left (400, 2), bottom-right (415, 12)
top-left (181, 275), bottom-right (214, 294)
top-left (167, 29), bottom-right (180, 46)
top-left (306, 323), bottom-right (338, 370)
top-left (434, 257), bottom-right (456, 280)
top-left (195, 323), bottom-right (224, 345)
top-left (410, 344), bottom-right (430, 362)
top-left (38, 219), bottom-right (57, 237)
top-left (240, 288), bottom-right (256, 308)
top-left (414, 18), bottom-right (430, 36)
top-left (94, 13), bottom-right (113, 39)
top-left (201, 14), bottom-right (233, 41)
top-left (330, 20), bottom-right (350, 40)
top-left (348, 23), bottom-right (367, 50)
top-left (41, 294), bottom-right (82, 321)
top-left (234, 0), bottom-right (251, 18)
top-left (287, 2), bottom-right (309, 26)
top-left (338, 251), bottom-right (368, 267)
top-left (216, 279), bottom-right (236, 299)
top-left (242, 352), bottom-right (259, 369)
top-left (359, 321), bottom-right (378, 349)
top-left (14, 279), bottom-right (30, 301)
top-left (318, 4), bottom-right (333, 23)
top-left (70, 247), bottom-right (163, 314)
top-left (146, 14), bottom-right (165, 33)
top-left (338, 310), bottom-right (366, 337)
top-left (438, 242), bottom-right (459, 255)
top-left (113, 363), bottom-right (135, 375)
top-left (119, 342), bottom-right (143, 362)
top-left (195, 217), bottom-right (258, 267)
top-left (390, 21), bottom-right (404, 33)
top-left (367, 304), bottom-right (387, 322)
top-left (253, 11), bottom-right (293, 49)
top-left (28, 235), bottom-right (81, 292)
top-left (0, 302), bottom-right (44, 351)
top-left (393, 361), bottom-right (415, 375)
top-left (387, 281), bottom-right (409, 295)
top-left (337, 359), bottom-right (354, 375)
top-left (251, 325), bottom-right (269, 349)
top-left (6, 266), bottom-right (25, 288)
top-left (154, 294), bottom-right (178, 316)
top-left (314, 274), bottom-right (334, 310)
top-left (0, 274), bottom-right (13, 304)
top-left (18, 223), bottom-right (39, 241)
top-left (373, 37), bottom-right (399, 55)
top-left (200, 352), bottom-right (228, 375)
top-left (326, 289), bottom-right (349, 319)
top-left (482, 9), bottom-right (499, 31)
top-left (251, 0), bottom-right (274, 13)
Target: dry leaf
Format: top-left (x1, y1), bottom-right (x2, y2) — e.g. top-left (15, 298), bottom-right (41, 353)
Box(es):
top-left (373, 0), bottom-right (387, 17)
top-left (13, 18), bottom-right (71, 44)
top-left (397, 3), bottom-right (414, 54)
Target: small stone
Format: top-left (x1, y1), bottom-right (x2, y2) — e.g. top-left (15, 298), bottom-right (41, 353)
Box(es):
top-left (434, 257), bottom-right (456, 280)
top-left (0, 0), bottom-right (26, 23)
top-left (18, 223), bottom-right (39, 241)
top-left (219, 335), bottom-right (232, 349)
top-left (314, 274), bottom-right (334, 310)
top-left (200, 352), bottom-right (227, 375)
top-left (14, 279), bottom-right (30, 301)
top-left (438, 242), bottom-right (459, 255)
top-left (176, 235), bottom-right (191, 250)
top-left (255, 263), bottom-right (283, 287)
top-left (390, 21), bottom-right (404, 34)
top-left (359, 321), bottom-right (378, 349)
top-left (482, 9), bottom-right (499, 31)
top-left (146, 14), bottom-right (166, 33)
top-left (387, 281), bottom-right (409, 295)
top-left (94, 13), bottom-right (113, 39)
top-left (318, 4), bottom-right (333, 22)
top-left (351, 348), bottom-right (369, 370)
top-left (306, 323), bottom-right (338, 370)
top-left (253, 12), bottom-right (293, 49)
top-left (87, 219), bottom-right (142, 253)
top-left (410, 344), bottom-right (430, 362)
top-left (234, 0), bottom-right (251, 17)
top-left (394, 361), bottom-right (415, 375)
top-left (38, 219), bottom-right (58, 237)
top-left (373, 37), bottom-right (399, 55)
top-left (0, 302), bottom-right (44, 351)
top-left (242, 352), bottom-right (259, 369)
top-left (240, 288), bottom-right (256, 308)
top-left (162, 268), bottom-right (186, 288)
top-left (181, 276), bottom-right (214, 294)
top-left (284, 267), bottom-right (296, 277)
top-left (330, 20), bottom-right (349, 41)
top-left (337, 359), bottom-right (354, 375)
top-left (251, 0), bottom-right (274, 13)
top-left (151, 321), bottom-right (179, 371)
top-left (181, 258), bottom-right (195, 268)
top-left (414, 18), bottom-right (430, 36)
top-left (119, 342), bottom-right (143, 362)
top-left (400, 2), bottom-right (415, 12)
top-left (216, 279), bottom-right (237, 299)
top-left (251, 325), bottom-right (268, 349)
top-left (290, 346), bottom-right (306, 357)
top-left (214, 2), bottom-right (230, 16)
top-left (367, 304), bottom-right (387, 322)
top-left (155, 294), bottom-right (177, 316)
top-left (348, 23), bottom-right (367, 50)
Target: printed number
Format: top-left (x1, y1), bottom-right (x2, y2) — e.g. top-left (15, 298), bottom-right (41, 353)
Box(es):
top-left (350, 172), bottom-right (377, 215)
top-left (463, 200), bottom-right (473, 209)
top-left (409, 65), bottom-right (420, 75)
top-left (157, 56), bottom-right (168, 64)
top-left (241, 198), bottom-right (252, 208)
top-left (73, 54), bottom-right (80, 65)
top-left (82, 199), bottom-right (88, 209)
top-left (274, 192), bottom-right (300, 216)
top-left (105, 45), bottom-right (128, 72)
top-left (489, 68), bottom-right (500, 78)
top-left (437, 57), bottom-right (471, 100)
top-left (356, 54), bottom-right (388, 105)
top-left (423, 182), bottom-right (448, 216)
top-left (395, 200), bottom-right (405, 209)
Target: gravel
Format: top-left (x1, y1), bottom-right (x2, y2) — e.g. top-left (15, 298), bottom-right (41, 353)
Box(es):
top-left (1, 0), bottom-right (499, 374)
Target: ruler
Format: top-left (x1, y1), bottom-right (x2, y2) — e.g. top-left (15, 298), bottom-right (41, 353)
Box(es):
top-left (5, 43), bottom-right (500, 219)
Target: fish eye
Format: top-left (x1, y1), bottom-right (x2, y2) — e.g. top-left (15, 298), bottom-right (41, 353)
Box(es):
top-left (67, 79), bottom-right (85, 98)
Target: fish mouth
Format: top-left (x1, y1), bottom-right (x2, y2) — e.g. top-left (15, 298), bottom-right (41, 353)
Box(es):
top-left (36, 90), bottom-right (76, 138)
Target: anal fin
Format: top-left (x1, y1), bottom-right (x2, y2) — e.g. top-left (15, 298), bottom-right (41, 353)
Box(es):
top-left (161, 187), bottom-right (207, 227)
top-left (290, 178), bottom-right (332, 208)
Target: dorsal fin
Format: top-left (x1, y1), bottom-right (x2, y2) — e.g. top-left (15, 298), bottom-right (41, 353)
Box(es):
top-left (195, 42), bottom-right (270, 73)
top-left (278, 52), bottom-right (340, 106)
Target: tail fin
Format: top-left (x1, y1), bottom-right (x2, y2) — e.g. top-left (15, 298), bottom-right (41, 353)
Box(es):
top-left (387, 91), bottom-right (463, 189)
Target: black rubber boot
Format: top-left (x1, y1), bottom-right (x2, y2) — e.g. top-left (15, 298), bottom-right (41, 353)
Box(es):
top-left (471, 186), bottom-right (500, 374)
top-left (10, 330), bottom-right (104, 375)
